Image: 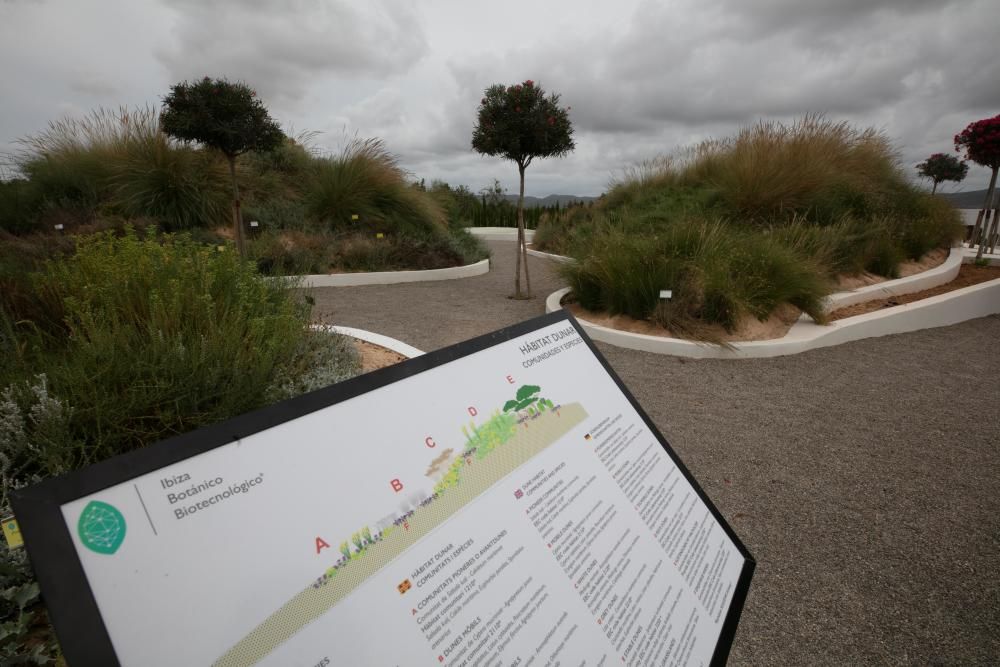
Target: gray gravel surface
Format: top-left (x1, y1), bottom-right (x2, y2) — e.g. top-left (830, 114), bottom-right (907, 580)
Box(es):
top-left (312, 241), bottom-right (1000, 665)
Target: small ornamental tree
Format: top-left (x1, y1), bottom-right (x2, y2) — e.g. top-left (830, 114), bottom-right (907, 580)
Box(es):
top-left (916, 153), bottom-right (967, 194)
top-left (472, 81), bottom-right (574, 298)
top-left (160, 77), bottom-right (284, 256)
top-left (955, 114), bottom-right (1000, 256)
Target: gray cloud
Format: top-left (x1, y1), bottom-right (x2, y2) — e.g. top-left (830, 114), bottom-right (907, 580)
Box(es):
top-left (155, 0), bottom-right (428, 106)
top-left (1, 0), bottom-right (997, 195)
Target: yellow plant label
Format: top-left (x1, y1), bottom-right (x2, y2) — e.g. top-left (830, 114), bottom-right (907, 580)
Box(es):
top-left (376, 233), bottom-right (384, 239)
top-left (2, 517), bottom-right (23, 549)
top-left (351, 214), bottom-right (359, 221)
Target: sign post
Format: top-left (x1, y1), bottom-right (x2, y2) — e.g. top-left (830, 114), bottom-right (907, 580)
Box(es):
top-left (13, 312), bottom-right (753, 666)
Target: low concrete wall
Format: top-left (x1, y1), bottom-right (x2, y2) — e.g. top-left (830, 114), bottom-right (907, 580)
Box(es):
top-left (313, 325), bottom-right (424, 358)
top-left (298, 258), bottom-right (489, 287)
top-left (468, 227), bottom-right (535, 242)
top-left (525, 246), bottom-right (573, 264)
top-left (824, 247), bottom-right (963, 310)
top-left (547, 270), bottom-right (1000, 359)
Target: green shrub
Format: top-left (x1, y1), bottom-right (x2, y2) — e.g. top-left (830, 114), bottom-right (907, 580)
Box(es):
top-left (0, 374), bottom-right (75, 664)
top-left (250, 229), bottom-right (333, 275)
top-left (17, 229), bottom-right (326, 462)
top-left (1, 229), bottom-right (363, 661)
top-left (267, 330), bottom-right (361, 402)
top-left (242, 197), bottom-right (309, 231)
top-left (0, 180), bottom-right (45, 234)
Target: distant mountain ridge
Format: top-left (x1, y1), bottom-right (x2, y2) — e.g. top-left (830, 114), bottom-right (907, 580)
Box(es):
top-left (501, 194), bottom-right (599, 208)
top-left (939, 189), bottom-right (997, 208)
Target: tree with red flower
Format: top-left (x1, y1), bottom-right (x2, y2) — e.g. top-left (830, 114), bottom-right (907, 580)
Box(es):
top-left (471, 80), bottom-right (574, 298)
top-left (954, 114), bottom-right (1000, 255)
top-left (161, 77), bottom-right (284, 257)
top-left (916, 153), bottom-right (967, 194)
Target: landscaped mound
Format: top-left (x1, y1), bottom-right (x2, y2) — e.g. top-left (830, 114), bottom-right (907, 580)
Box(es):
top-left (1, 109), bottom-right (489, 274)
top-left (536, 116), bottom-right (962, 340)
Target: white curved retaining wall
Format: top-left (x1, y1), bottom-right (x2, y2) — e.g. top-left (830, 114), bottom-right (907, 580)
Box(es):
top-left (298, 258), bottom-right (489, 287)
top-left (468, 227), bottom-right (535, 242)
top-left (545, 246), bottom-right (1000, 358)
top-left (547, 278), bottom-right (1000, 359)
top-left (526, 247), bottom-right (574, 264)
top-left (824, 247), bottom-right (963, 309)
top-left (313, 324), bottom-right (424, 358)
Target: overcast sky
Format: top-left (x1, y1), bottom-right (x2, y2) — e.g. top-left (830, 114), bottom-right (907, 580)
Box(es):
top-left (1, 0), bottom-right (997, 196)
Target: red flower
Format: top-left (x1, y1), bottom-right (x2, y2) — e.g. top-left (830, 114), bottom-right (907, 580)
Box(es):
top-left (525, 79), bottom-right (534, 87)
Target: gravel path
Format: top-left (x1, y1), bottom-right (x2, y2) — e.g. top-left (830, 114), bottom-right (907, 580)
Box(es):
top-left (312, 242), bottom-right (1000, 665)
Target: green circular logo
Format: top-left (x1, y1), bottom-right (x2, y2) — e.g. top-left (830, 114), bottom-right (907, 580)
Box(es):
top-left (77, 501), bottom-right (126, 555)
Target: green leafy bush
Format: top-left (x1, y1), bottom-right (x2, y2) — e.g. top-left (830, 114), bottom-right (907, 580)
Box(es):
top-left (11, 229), bottom-right (345, 462)
top-left (0, 180), bottom-right (45, 235)
top-left (1, 230), bottom-right (363, 661)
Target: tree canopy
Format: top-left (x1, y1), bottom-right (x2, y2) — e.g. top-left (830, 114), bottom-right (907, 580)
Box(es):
top-left (916, 153), bottom-right (967, 193)
top-left (955, 114), bottom-right (1000, 257)
top-left (471, 80), bottom-right (574, 298)
top-left (472, 80), bottom-right (574, 169)
top-left (161, 77), bottom-right (284, 256)
top-left (160, 77), bottom-right (284, 159)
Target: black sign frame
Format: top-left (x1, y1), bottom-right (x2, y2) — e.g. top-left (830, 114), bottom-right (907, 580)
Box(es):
top-left (12, 311), bottom-right (755, 666)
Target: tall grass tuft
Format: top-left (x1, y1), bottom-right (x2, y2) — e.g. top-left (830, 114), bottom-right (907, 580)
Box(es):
top-left (677, 115), bottom-right (903, 223)
top-left (561, 221), bottom-right (830, 336)
top-left (306, 137), bottom-right (447, 237)
top-left (13, 107), bottom-right (231, 231)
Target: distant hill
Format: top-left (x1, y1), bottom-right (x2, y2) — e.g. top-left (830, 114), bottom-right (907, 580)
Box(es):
top-left (939, 189), bottom-right (996, 208)
top-left (501, 194), bottom-right (599, 208)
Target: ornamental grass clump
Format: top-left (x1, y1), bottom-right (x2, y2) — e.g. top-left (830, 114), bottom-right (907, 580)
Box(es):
top-left (560, 221), bottom-right (829, 337)
top-left (306, 137), bottom-right (447, 237)
top-left (679, 115), bottom-right (905, 224)
top-left (14, 107), bottom-right (231, 232)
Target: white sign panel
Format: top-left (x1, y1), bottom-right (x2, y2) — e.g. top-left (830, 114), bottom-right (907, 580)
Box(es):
top-left (14, 313), bottom-right (753, 666)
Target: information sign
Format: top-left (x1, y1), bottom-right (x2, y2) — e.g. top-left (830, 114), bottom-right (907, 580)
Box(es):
top-left (13, 312), bottom-right (754, 666)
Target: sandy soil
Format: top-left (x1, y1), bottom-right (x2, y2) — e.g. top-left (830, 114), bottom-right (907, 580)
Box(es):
top-left (564, 301), bottom-right (803, 342)
top-left (352, 339), bottom-right (408, 372)
top-left (836, 248), bottom-right (948, 288)
top-left (829, 263), bottom-right (1000, 320)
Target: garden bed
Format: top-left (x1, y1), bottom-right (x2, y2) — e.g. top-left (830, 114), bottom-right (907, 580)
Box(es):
top-left (352, 338), bottom-right (408, 372)
top-left (828, 262), bottom-right (1000, 321)
top-left (560, 249), bottom-right (953, 343)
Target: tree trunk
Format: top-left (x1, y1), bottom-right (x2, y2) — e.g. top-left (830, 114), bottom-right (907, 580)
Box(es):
top-left (970, 166), bottom-right (998, 251)
top-left (227, 155), bottom-right (246, 258)
top-left (520, 165), bottom-right (532, 297)
top-left (987, 191), bottom-right (1000, 254)
top-left (510, 163), bottom-right (530, 299)
top-left (931, 181), bottom-right (938, 195)
top-left (975, 166), bottom-right (998, 261)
